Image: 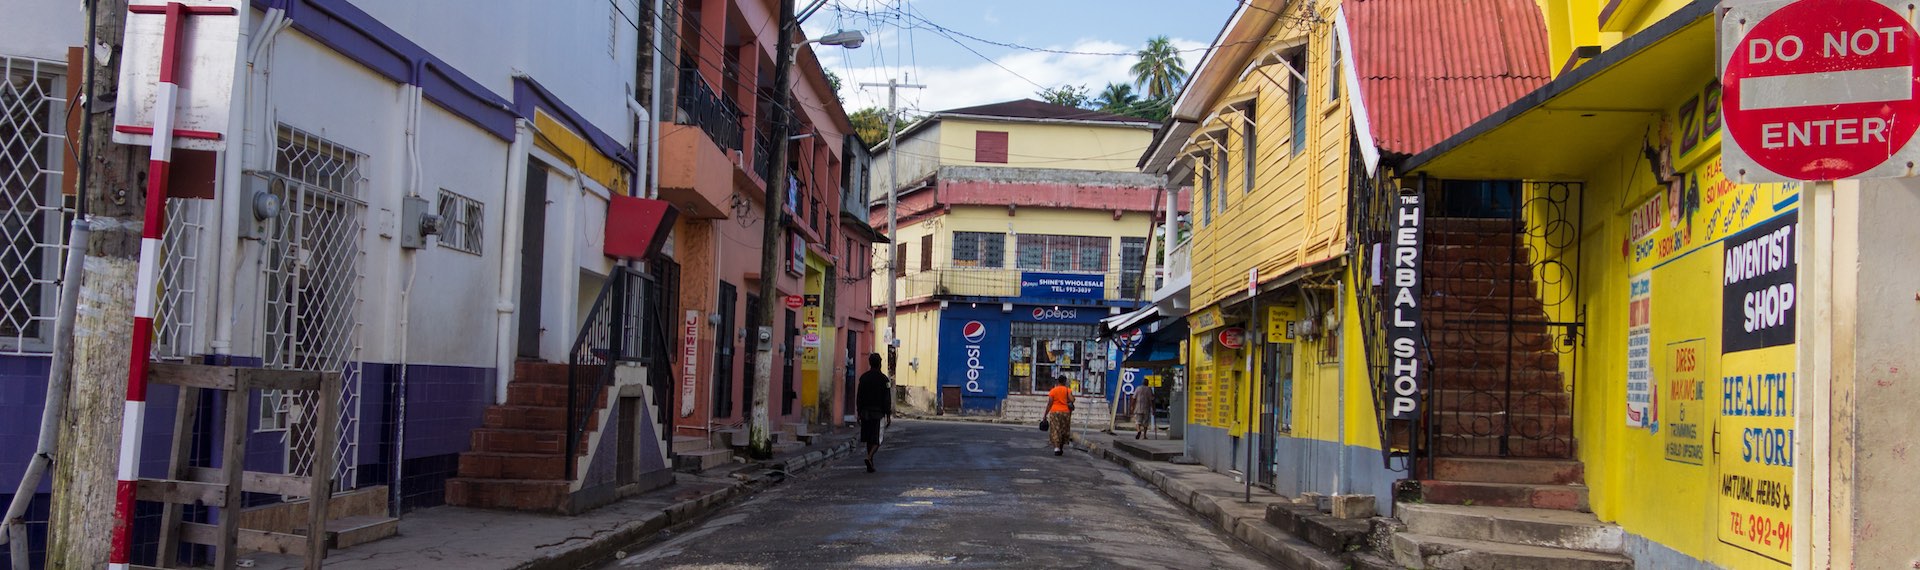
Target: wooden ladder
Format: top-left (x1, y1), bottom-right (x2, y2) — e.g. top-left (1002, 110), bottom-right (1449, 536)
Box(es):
top-left (133, 363), bottom-right (338, 570)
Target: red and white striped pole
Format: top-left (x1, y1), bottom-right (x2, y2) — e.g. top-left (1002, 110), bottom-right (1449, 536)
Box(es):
top-left (108, 3), bottom-right (232, 568)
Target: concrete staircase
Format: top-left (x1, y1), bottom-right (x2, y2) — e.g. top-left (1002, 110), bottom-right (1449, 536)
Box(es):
top-left (672, 435), bottom-right (734, 472)
top-left (1392, 502), bottom-right (1630, 569)
top-left (1001, 394), bottom-right (1110, 429)
top-left (1421, 456), bottom-right (1590, 511)
top-left (445, 361), bottom-right (606, 512)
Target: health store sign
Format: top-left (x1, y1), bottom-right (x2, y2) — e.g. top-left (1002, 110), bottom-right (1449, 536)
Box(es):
top-left (1717, 212), bottom-right (1799, 564)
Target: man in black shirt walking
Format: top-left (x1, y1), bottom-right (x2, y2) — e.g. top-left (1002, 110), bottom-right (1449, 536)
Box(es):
top-left (856, 353), bottom-right (893, 473)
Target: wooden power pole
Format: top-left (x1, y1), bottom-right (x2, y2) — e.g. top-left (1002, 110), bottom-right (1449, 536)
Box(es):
top-left (50, 1), bottom-right (147, 567)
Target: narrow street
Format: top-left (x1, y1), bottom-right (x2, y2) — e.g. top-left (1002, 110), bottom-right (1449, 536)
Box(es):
top-left (603, 421), bottom-right (1274, 569)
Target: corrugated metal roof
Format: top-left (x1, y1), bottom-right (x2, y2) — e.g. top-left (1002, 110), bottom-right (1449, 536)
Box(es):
top-left (1346, 0), bottom-right (1552, 155)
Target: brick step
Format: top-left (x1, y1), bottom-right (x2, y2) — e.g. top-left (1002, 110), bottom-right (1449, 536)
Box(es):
top-left (457, 451), bottom-right (569, 480)
top-left (505, 383), bottom-right (611, 409)
top-left (1419, 480), bottom-right (1590, 512)
top-left (1425, 276), bottom-right (1537, 298)
top-left (1424, 327), bottom-right (1560, 352)
top-left (512, 361), bottom-right (573, 385)
top-left (1392, 533), bottom-right (1629, 570)
top-left (444, 478), bottom-right (570, 512)
top-left (1426, 217), bottom-right (1523, 234)
top-left (482, 405), bottom-right (601, 432)
top-left (1430, 434), bottom-right (1574, 459)
top-left (1431, 457), bottom-right (1585, 485)
top-left (1431, 368), bottom-right (1564, 392)
top-left (1397, 502), bottom-right (1622, 553)
top-left (1434, 412), bottom-right (1574, 439)
top-left (1429, 348), bottom-right (1559, 371)
top-left (1425, 244), bottom-right (1532, 265)
top-left (1423, 260), bottom-right (1532, 281)
top-left (1424, 293), bottom-right (1545, 315)
top-left (1431, 390), bottom-right (1571, 416)
top-left (469, 428), bottom-right (590, 455)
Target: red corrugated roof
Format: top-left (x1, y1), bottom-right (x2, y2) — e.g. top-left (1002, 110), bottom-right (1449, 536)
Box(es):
top-left (1346, 0), bottom-right (1552, 154)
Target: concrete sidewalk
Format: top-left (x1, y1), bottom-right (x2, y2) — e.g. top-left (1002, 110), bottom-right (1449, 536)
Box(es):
top-left (243, 433), bottom-right (858, 570)
top-left (1072, 431), bottom-right (1398, 570)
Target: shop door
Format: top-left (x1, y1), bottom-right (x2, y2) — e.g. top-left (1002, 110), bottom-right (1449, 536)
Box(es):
top-left (713, 282), bottom-right (736, 417)
top-left (1259, 343), bottom-right (1292, 488)
top-left (782, 308), bottom-right (798, 415)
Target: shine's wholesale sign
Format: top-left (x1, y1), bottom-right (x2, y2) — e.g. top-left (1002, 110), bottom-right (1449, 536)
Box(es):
top-left (1386, 193), bottom-right (1425, 420)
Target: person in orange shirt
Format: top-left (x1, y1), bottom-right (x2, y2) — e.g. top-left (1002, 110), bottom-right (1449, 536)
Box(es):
top-left (1045, 376), bottom-right (1074, 455)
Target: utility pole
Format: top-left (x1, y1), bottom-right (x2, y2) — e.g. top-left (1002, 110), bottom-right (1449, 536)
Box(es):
top-left (858, 78), bottom-right (922, 383)
top-left (51, 1), bottom-right (143, 568)
top-left (747, 0), bottom-right (798, 459)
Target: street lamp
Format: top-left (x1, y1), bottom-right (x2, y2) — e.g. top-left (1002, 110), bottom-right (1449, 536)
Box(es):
top-left (747, 1), bottom-right (861, 458)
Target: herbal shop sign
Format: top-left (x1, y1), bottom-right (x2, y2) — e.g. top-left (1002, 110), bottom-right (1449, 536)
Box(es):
top-left (1386, 192), bottom-right (1426, 420)
top-left (1721, 0), bottom-right (1920, 181)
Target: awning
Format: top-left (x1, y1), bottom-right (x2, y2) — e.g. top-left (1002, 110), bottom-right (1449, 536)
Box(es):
top-left (1399, 0), bottom-right (1716, 180)
top-left (1102, 305), bottom-right (1163, 337)
top-left (1122, 316), bottom-right (1189, 366)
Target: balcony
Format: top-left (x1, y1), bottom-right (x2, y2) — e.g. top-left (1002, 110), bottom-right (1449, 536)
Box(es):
top-left (1152, 239), bottom-right (1191, 305)
top-left (880, 267), bottom-right (1146, 305)
top-left (676, 70), bottom-right (742, 152)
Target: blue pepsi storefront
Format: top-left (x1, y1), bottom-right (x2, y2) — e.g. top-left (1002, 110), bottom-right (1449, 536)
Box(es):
top-left (936, 302), bottom-right (1133, 412)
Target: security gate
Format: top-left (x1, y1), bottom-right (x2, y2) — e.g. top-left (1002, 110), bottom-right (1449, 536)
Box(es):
top-left (1421, 181), bottom-right (1584, 459)
top-left (265, 126), bottom-right (366, 490)
top-left (0, 56), bottom-right (70, 355)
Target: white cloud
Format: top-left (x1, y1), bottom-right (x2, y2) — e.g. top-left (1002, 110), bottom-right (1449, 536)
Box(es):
top-left (820, 37), bottom-right (1208, 114)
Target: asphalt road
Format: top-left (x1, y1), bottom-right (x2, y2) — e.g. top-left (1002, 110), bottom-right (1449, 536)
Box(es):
top-left (601, 420), bottom-right (1275, 569)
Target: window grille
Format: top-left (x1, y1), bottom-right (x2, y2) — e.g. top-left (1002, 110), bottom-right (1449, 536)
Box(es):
top-left (0, 56), bottom-right (71, 354)
top-left (1015, 234), bottom-right (1109, 272)
top-left (951, 231), bottom-right (1005, 268)
top-left (436, 189), bottom-right (483, 254)
top-left (1120, 237), bottom-right (1148, 298)
top-left (266, 125), bottom-right (367, 491)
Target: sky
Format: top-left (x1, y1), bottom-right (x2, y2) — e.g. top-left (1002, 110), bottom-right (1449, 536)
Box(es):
top-left (799, 0), bottom-right (1239, 115)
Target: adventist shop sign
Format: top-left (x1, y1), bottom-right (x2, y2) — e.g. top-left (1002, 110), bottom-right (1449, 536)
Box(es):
top-left (1019, 272), bottom-right (1105, 300)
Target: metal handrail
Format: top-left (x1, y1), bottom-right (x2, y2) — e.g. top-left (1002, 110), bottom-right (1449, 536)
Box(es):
top-left (563, 267), bottom-right (655, 480)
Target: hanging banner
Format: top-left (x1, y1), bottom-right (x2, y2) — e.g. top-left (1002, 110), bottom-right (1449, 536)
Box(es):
top-left (681, 310), bottom-right (700, 417)
top-left (1385, 192), bottom-right (1425, 420)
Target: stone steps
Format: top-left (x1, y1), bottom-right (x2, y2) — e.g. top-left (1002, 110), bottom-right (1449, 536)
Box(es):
top-left (296, 515), bottom-right (400, 550)
top-left (674, 448), bottom-right (736, 472)
top-left (1392, 533), bottom-right (1631, 570)
top-left (1398, 503), bottom-right (1624, 554)
top-left (1419, 479), bottom-right (1589, 512)
top-left (1431, 457), bottom-right (1584, 485)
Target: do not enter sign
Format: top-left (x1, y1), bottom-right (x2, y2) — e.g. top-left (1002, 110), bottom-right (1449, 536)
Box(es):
top-left (1722, 0), bottom-right (1920, 182)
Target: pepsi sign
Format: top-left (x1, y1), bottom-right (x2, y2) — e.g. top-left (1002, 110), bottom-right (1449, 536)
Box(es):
top-left (1030, 307), bottom-right (1079, 321)
top-left (938, 314), bottom-right (1010, 399)
top-left (962, 320), bottom-right (987, 343)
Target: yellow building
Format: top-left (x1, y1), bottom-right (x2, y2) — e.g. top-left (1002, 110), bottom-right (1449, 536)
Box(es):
top-left (1135, 0), bottom-right (1554, 525)
top-left (1397, 0), bottom-right (1842, 566)
top-left (867, 100), bottom-right (1169, 415)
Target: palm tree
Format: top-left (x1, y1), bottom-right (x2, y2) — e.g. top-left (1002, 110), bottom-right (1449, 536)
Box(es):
top-left (1131, 36), bottom-right (1188, 100)
top-left (1096, 83), bottom-right (1140, 113)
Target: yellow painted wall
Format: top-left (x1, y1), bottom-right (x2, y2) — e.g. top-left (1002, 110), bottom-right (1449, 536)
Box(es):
top-left (1519, 78), bottom-right (1798, 568)
top-left (1187, 10), bottom-right (1351, 312)
top-left (936, 118), bottom-right (1153, 172)
top-left (886, 307), bottom-right (942, 409)
top-left (873, 206), bottom-right (1159, 305)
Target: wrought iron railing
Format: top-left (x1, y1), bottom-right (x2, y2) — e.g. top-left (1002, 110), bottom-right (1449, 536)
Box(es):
top-left (1346, 138), bottom-right (1430, 477)
top-left (675, 69), bottom-right (743, 152)
top-left (564, 263), bottom-right (677, 479)
top-left (752, 127), bottom-right (774, 183)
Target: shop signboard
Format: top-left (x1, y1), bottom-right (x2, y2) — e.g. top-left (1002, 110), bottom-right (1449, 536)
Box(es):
top-left (938, 315), bottom-right (1010, 398)
top-left (1720, 0), bottom-right (1920, 181)
top-left (1385, 192), bottom-right (1425, 420)
top-left (1019, 272), bottom-right (1106, 300)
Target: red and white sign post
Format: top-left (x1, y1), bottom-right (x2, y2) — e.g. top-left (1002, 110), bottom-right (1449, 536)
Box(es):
top-left (107, 2), bottom-right (237, 568)
top-left (1722, 0), bottom-right (1920, 182)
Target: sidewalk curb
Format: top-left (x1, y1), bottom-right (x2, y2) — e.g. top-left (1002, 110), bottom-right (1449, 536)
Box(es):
top-left (1073, 434), bottom-right (1348, 570)
top-left (514, 439), bottom-right (857, 570)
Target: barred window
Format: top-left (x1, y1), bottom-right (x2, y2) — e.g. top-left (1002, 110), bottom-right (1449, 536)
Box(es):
top-left (951, 231), bottom-right (1005, 268)
top-left (1120, 237), bottom-right (1148, 298)
top-left (1016, 234), bottom-right (1109, 272)
top-left (437, 189), bottom-right (483, 254)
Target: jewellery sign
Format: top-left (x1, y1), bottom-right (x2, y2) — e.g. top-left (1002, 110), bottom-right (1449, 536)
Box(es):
top-left (1385, 192), bottom-right (1425, 420)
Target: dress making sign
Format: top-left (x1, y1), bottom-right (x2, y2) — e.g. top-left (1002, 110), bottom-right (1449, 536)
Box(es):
top-left (1721, 0), bottom-right (1920, 181)
top-left (1019, 272), bottom-right (1105, 300)
top-left (1385, 192), bottom-right (1425, 420)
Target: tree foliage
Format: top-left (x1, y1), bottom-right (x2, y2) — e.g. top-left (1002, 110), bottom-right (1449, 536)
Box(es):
top-left (1036, 84), bottom-right (1093, 109)
top-left (1131, 35), bottom-right (1189, 101)
top-left (849, 106), bottom-right (919, 149)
